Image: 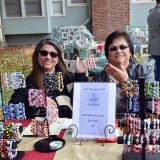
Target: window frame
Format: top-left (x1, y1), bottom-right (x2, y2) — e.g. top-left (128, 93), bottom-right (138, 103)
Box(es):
top-left (67, 0), bottom-right (88, 7)
top-left (132, 0), bottom-right (155, 3)
top-left (2, 0), bottom-right (45, 19)
top-left (51, 0), bottom-right (66, 17)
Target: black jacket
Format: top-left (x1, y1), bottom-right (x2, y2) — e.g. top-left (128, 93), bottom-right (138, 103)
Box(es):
top-left (9, 72), bottom-right (87, 119)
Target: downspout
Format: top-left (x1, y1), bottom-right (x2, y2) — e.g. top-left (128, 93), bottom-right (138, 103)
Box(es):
top-left (81, 0), bottom-right (91, 25)
top-left (0, 10), bottom-right (6, 47)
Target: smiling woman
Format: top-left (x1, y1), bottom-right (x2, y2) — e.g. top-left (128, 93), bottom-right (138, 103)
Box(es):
top-left (8, 38), bottom-right (97, 119)
top-left (92, 30), bottom-right (155, 117)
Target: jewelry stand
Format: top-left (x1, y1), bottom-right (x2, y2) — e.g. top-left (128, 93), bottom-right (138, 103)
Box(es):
top-left (118, 77), bottom-right (160, 160)
top-left (68, 124), bottom-right (115, 146)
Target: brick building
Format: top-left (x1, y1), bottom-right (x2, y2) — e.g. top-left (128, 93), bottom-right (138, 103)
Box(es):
top-left (91, 0), bottom-right (130, 41)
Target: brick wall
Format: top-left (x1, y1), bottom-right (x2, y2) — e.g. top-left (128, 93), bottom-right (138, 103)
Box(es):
top-left (91, 0), bottom-right (130, 41)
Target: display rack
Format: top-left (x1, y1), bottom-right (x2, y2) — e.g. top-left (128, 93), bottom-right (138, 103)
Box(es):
top-left (117, 77), bottom-right (160, 160)
top-left (68, 124), bottom-right (115, 146)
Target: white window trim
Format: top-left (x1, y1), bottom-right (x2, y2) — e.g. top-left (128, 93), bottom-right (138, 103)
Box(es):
top-left (132, 0), bottom-right (155, 3)
top-left (67, 0), bottom-right (88, 7)
top-left (2, 0), bottom-right (45, 19)
top-left (51, 0), bottom-right (66, 17)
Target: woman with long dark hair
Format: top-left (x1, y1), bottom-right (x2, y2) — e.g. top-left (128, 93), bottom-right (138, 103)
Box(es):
top-left (9, 38), bottom-right (93, 118)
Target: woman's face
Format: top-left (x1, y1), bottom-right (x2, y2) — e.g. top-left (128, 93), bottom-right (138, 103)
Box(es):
top-left (38, 44), bottom-right (59, 72)
top-left (108, 37), bottom-right (131, 66)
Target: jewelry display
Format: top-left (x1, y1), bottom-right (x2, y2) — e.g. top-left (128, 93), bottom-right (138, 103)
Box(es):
top-left (1, 72), bottom-right (26, 90)
top-left (28, 89), bottom-right (46, 108)
top-left (30, 118), bottom-right (49, 137)
top-left (118, 78), bottom-right (160, 160)
top-left (46, 105), bottom-right (58, 124)
top-left (0, 122), bottom-right (23, 159)
top-left (3, 103), bottom-right (26, 120)
top-left (43, 72), bottom-right (64, 92)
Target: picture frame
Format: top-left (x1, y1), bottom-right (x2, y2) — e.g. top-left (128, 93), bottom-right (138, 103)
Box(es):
top-left (62, 32), bottom-right (68, 39)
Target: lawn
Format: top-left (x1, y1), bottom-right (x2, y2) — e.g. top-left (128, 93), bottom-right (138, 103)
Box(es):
top-left (0, 46), bottom-right (150, 120)
top-left (0, 46), bottom-right (33, 105)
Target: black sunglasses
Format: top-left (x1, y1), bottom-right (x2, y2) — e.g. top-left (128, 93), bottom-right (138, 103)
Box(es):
top-left (109, 45), bottom-right (129, 52)
top-left (39, 50), bottom-right (59, 58)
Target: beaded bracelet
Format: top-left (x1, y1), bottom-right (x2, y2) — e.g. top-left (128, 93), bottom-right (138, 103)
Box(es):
top-left (1, 72), bottom-right (26, 90)
top-left (46, 105), bottom-right (58, 124)
top-left (30, 118), bottom-right (49, 137)
top-left (3, 103), bottom-right (26, 120)
top-left (28, 89), bottom-right (46, 108)
top-left (43, 72), bottom-right (64, 92)
top-left (0, 139), bottom-right (17, 159)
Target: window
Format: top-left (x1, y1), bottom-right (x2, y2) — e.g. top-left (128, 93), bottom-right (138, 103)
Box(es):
top-left (132, 0), bottom-right (155, 3)
top-left (67, 0), bottom-right (87, 6)
top-left (51, 0), bottom-right (65, 16)
top-left (71, 0), bottom-right (87, 3)
top-left (2, 0), bottom-right (44, 18)
top-left (25, 0), bottom-right (42, 16)
top-left (4, 0), bottom-right (22, 17)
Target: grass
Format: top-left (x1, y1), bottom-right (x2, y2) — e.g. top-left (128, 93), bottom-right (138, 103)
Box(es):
top-left (0, 47), bottom-right (149, 118)
top-left (0, 46), bottom-right (32, 105)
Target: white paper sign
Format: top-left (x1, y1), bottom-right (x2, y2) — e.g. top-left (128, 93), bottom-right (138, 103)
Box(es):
top-left (72, 82), bottom-right (116, 138)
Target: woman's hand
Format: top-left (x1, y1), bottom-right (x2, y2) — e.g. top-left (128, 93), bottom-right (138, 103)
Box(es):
top-left (46, 96), bottom-right (57, 108)
top-left (75, 56), bottom-right (98, 73)
top-left (105, 63), bottom-right (128, 83)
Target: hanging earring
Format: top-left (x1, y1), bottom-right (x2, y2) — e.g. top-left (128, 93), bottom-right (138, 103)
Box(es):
top-left (129, 56), bottom-right (132, 62)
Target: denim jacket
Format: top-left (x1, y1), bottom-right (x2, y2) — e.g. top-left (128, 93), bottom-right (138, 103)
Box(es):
top-left (92, 60), bottom-right (155, 117)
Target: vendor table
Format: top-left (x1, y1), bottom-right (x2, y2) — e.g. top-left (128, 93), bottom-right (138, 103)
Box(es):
top-left (9, 119), bottom-right (123, 160)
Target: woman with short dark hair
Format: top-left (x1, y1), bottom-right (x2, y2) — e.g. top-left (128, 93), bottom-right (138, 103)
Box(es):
top-left (92, 30), bottom-right (155, 116)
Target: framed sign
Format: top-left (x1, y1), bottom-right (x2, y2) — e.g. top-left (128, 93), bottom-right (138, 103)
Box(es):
top-left (72, 82), bottom-right (116, 138)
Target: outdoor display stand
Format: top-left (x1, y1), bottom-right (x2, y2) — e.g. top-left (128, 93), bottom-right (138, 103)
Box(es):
top-left (68, 82), bottom-right (116, 146)
top-left (68, 124), bottom-right (115, 146)
top-left (117, 77), bottom-right (160, 160)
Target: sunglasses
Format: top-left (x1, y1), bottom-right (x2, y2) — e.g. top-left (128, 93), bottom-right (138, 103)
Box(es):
top-left (39, 50), bottom-right (59, 58)
top-left (109, 45), bottom-right (129, 52)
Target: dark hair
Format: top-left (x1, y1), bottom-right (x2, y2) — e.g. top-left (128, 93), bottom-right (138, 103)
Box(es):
top-left (104, 30), bottom-right (134, 59)
top-left (28, 38), bottom-right (67, 89)
top-left (156, 0), bottom-right (160, 3)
